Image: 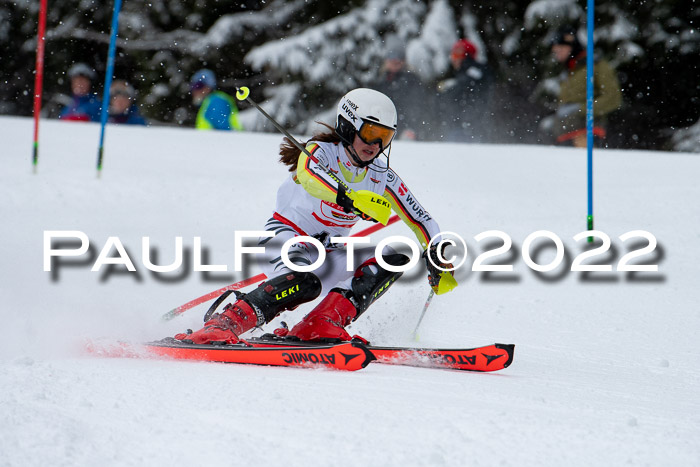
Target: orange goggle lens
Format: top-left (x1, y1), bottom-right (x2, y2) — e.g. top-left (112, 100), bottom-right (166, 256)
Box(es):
top-left (358, 121), bottom-right (396, 149)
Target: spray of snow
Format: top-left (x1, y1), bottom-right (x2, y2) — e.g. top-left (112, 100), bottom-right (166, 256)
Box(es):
top-left (1, 116), bottom-right (698, 465)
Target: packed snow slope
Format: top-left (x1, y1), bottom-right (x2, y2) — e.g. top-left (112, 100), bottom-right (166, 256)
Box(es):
top-left (1, 116), bottom-right (699, 467)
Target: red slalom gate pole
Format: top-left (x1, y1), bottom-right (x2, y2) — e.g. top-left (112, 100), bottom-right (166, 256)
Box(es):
top-left (161, 214), bottom-right (400, 321)
top-left (32, 0), bottom-right (48, 173)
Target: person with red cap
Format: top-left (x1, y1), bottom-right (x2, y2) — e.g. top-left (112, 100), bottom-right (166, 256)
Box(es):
top-left (450, 39), bottom-right (477, 70)
top-left (436, 39), bottom-right (493, 142)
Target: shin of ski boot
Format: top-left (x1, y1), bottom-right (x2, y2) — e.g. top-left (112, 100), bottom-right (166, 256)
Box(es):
top-left (288, 290), bottom-right (358, 342)
top-left (175, 299), bottom-right (258, 345)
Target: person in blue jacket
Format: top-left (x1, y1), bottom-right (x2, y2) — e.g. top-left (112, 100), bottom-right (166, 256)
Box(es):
top-left (59, 63), bottom-right (102, 122)
top-left (190, 69), bottom-right (243, 131)
top-left (108, 80), bottom-right (147, 126)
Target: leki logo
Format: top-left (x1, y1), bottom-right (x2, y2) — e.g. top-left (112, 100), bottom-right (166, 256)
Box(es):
top-left (370, 197), bottom-right (390, 208)
top-left (275, 284), bottom-right (299, 301)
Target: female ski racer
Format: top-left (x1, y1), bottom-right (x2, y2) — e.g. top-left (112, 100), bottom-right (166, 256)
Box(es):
top-left (175, 88), bottom-right (456, 345)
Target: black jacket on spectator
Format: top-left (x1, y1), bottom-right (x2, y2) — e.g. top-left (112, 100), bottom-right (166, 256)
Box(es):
top-left (436, 57), bottom-right (494, 142)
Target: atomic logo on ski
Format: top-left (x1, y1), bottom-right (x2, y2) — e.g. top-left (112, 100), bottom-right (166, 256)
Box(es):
top-left (340, 351), bottom-right (360, 365)
top-left (281, 351), bottom-right (336, 365)
top-left (482, 353), bottom-right (505, 366)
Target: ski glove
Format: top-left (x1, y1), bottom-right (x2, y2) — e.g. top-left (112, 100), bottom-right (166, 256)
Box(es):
top-left (336, 185), bottom-right (379, 223)
top-left (423, 243), bottom-right (458, 295)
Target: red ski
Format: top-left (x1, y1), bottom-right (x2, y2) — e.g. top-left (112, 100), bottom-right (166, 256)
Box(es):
top-left (86, 337), bottom-right (514, 373)
top-left (367, 344), bottom-right (514, 372)
top-left (85, 338), bottom-right (375, 371)
top-left (246, 336), bottom-right (515, 373)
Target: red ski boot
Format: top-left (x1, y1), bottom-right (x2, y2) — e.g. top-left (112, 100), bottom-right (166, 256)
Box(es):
top-left (175, 299), bottom-right (258, 345)
top-left (288, 290), bottom-right (358, 342)
top-left (176, 272), bottom-right (323, 345)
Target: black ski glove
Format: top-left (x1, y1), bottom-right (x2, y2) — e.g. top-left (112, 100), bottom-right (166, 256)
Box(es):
top-left (336, 185), bottom-right (378, 222)
top-left (336, 184), bottom-right (354, 213)
top-left (422, 242), bottom-right (455, 290)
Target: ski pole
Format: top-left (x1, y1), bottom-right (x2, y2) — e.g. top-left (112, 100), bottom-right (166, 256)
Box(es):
top-left (234, 87), bottom-right (328, 173)
top-left (234, 86), bottom-right (391, 225)
top-left (161, 214), bottom-right (400, 321)
top-left (412, 289), bottom-right (435, 341)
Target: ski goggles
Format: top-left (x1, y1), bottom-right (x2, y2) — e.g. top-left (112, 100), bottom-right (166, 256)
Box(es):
top-left (358, 120), bottom-right (396, 149)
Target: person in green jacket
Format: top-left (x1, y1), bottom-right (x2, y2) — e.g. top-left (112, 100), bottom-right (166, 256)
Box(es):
top-left (539, 25), bottom-right (622, 147)
top-left (190, 69), bottom-right (243, 131)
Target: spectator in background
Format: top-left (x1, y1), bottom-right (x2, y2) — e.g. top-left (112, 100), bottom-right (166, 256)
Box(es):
top-left (108, 80), bottom-right (147, 126)
top-left (375, 48), bottom-right (427, 140)
top-left (59, 63), bottom-right (102, 122)
top-left (436, 39), bottom-right (494, 142)
top-left (539, 25), bottom-right (622, 147)
top-left (190, 69), bottom-right (243, 131)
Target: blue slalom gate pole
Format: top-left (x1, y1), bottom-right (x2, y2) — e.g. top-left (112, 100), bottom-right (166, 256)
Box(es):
top-left (586, 0), bottom-right (595, 240)
top-left (96, 0), bottom-right (123, 177)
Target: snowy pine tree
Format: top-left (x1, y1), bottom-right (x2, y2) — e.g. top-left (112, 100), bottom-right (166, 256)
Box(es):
top-left (1, 0), bottom-right (697, 149)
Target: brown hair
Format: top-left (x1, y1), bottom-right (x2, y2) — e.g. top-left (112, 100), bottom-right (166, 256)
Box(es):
top-left (279, 122), bottom-right (343, 172)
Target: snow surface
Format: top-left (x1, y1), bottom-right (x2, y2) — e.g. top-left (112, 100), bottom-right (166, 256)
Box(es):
top-left (1, 116), bottom-right (699, 466)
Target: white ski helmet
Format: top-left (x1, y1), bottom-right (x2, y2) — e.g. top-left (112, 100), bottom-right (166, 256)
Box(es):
top-left (68, 62), bottom-right (96, 80)
top-left (336, 88), bottom-right (398, 154)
